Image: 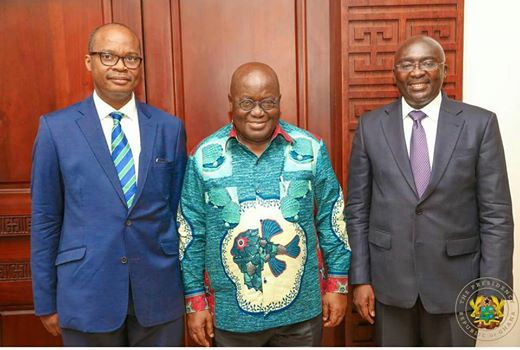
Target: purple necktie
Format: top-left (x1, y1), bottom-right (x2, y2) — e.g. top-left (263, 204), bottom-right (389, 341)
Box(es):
top-left (409, 110), bottom-right (431, 197)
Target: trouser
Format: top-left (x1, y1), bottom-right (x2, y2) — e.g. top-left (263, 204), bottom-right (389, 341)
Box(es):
top-left (214, 314), bottom-right (323, 347)
top-left (61, 315), bottom-right (184, 346)
top-left (61, 283), bottom-right (184, 346)
top-left (375, 299), bottom-right (476, 346)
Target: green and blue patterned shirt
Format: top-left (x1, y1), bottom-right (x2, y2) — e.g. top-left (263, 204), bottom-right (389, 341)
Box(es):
top-left (178, 120), bottom-right (351, 332)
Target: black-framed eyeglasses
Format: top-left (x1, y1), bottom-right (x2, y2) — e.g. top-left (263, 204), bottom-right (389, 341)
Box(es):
top-left (394, 59), bottom-right (445, 73)
top-left (89, 51), bottom-right (143, 69)
top-left (237, 98), bottom-right (280, 112)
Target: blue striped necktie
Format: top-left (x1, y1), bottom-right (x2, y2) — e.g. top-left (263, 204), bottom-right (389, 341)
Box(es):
top-left (110, 112), bottom-right (137, 208)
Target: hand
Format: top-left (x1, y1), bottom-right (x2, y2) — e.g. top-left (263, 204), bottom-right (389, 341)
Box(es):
top-left (40, 313), bottom-right (61, 336)
top-left (322, 292), bottom-right (348, 327)
top-left (353, 284), bottom-right (375, 324)
top-left (187, 310), bottom-right (214, 347)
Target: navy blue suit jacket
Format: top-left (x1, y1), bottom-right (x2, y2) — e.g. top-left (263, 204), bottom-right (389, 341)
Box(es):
top-left (31, 95), bottom-right (187, 332)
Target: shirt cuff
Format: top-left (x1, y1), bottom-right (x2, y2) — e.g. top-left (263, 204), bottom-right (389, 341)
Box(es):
top-left (325, 273), bottom-right (349, 294)
top-left (185, 289), bottom-right (209, 313)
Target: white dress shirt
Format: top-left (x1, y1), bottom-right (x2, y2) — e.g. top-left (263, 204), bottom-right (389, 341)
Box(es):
top-left (401, 91), bottom-right (442, 166)
top-left (93, 91), bottom-right (141, 183)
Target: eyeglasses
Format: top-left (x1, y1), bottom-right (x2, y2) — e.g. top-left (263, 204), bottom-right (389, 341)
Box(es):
top-left (394, 60), bottom-right (445, 73)
top-left (89, 51), bottom-right (143, 69)
top-left (237, 98), bottom-right (279, 112)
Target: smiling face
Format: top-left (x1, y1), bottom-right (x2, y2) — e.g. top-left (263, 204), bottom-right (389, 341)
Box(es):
top-left (228, 63), bottom-right (281, 154)
top-left (84, 24), bottom-right (142, 109)
top-left (394, 36), bottom-right (447, 109)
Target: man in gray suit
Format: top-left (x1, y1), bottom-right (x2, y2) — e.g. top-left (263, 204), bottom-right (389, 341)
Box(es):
top-left (346, 36), bottom-right (513, 346)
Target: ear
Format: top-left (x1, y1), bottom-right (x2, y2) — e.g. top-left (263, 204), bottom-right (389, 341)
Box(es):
top-left (85, 54), bottom-right (92, 72)
top-left (228, 94), bottom-right (233, 113)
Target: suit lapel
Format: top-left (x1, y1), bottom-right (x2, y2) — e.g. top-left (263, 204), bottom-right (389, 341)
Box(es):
top-left (76, 96), bottom-right (127, 207)
top-left (380, 99), bottom-right (418, 197)
top-left (129, 102), bottom-right (157, 212)
top-left (419, 96), bottom-right (464, 203)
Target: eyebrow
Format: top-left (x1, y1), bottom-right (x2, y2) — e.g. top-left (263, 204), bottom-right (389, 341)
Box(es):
top-left (397, 56), bottom-right (438, 62)
top-left (93, 49), bottom-right (141, 55)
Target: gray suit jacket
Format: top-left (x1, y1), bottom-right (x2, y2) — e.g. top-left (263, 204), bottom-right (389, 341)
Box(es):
top-left (346, 94), bottom-right (513, 314)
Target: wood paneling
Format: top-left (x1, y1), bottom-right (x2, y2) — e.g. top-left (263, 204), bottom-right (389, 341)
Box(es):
top-left (177, 0), bottom-right (299, 150)
top-left (0, 0), bottom-right (103, 186)
top-left (0, 311), bottom-right (62, 346)
top-left (110, 0), bottom-right (146, 100)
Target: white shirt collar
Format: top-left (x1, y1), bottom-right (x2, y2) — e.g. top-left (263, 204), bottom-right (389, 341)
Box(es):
top-left (93, 90), bottom-right (138, 121)
top-left (401, 91), bottom-right (442, 121)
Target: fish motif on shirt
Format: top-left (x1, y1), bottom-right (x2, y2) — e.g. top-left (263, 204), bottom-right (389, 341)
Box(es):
top-left (230, 219), bottom-right (301, 292)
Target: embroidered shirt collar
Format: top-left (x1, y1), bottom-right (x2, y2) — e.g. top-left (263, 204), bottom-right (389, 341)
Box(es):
top-left (228, 122), bottom-right (294, 144)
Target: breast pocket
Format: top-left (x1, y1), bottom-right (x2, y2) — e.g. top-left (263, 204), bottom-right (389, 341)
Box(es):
top-left (151, 158), bottom-right (175, 199)
top-left (452, 147), bottom-right (475, 159)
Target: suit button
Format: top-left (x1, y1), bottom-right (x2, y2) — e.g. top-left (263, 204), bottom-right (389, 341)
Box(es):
top-left (125, 220), bottom-right (132, 226)
top-left (415, 208), bottom-right (424, 215)
top-left (121, 256), bottom-right (128, 264)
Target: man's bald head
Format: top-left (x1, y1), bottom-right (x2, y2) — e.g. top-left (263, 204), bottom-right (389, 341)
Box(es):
top-left (88, 23), bottom-right (141, 53)
top-left (395, 36), bottom-right (445, 63)
top-left (230, 62), bottom-right (280, 97)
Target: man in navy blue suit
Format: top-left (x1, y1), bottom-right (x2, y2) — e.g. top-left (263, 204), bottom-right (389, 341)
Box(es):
top-left (30, 23), bottom-right (187, 346)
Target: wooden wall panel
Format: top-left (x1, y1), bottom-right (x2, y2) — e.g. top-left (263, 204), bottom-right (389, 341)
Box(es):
top-left (110, 0), bottom-right (146, 101)
top-left (306, 0), bottom-right (333, 150)
top-left (0, 0), bottom-right (103, 186)
top-left (142, 0), bottom-right (176, 114)
top-left (330, 0), bottom-right (464, 346)
top-left (0, 311), bottom-right (62, 346)
top-left (177, 0), bottom-right (299, 150)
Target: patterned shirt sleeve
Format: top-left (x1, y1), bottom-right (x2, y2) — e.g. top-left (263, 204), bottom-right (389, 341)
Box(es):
top-left (178, 156), bottom-right (209, 312)
top-left (313, 141), bottom-right (352, 294)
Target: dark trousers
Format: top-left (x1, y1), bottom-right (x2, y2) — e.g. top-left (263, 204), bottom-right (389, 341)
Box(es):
top-left (375, 299), bottom-right (476, 346)
top-left (61, 315), bottom-right (184, 346)
top-left (214, 314), bottom-right (322, 347)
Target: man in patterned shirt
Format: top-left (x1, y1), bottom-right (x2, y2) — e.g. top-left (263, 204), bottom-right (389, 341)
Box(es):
top-left (178, 62), bottom-right (351, 346)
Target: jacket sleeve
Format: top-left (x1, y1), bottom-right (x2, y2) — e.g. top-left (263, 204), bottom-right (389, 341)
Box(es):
top-left (477, 113), bottom-right (514, 288)
top-left (345, 117), bottom-right (373, 285)
top-left (314, 141), bottom-right (351, 293)
top-left (177, 156), bottom-right (209, 312)
top-left (30, 116), bottom-right (64, 316)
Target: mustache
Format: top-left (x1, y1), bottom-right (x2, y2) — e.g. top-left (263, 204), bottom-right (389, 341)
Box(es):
top-left (107, 74), bottom-right (131, 80)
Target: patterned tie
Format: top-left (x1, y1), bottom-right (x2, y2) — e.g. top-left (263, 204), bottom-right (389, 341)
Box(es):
top-left (110, 112), bottom-right (137, 208)
top-left (409, 110), bottom-right (431, 197)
